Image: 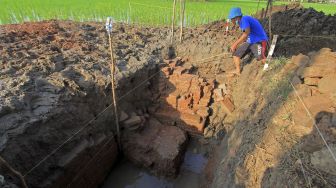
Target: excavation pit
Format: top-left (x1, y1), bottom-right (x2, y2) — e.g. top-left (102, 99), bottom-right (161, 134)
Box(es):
top-left (1, 7), bottom-right (336, 187)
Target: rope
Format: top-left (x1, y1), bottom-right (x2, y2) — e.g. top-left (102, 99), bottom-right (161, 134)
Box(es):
top-left (281, 104), bottom-right (311, 187)
top-left (290, 82), bottom-right (336, 163)
top-left (21, 50), bottom-right (231, 177)
top-left (277, 34), bottom-right (336, 39)
top-left (23, 102), bottom-right (114, 177)
top-left (188, 52), bottom-right (232, 64)
top-left (23, 68), bottom-right (163, 177)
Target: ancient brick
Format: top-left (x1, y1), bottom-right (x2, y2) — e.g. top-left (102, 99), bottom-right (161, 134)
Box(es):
top-left (221, 97), bottom-right (235, 113)
top-left (304, 77), bottom-right (320, 86)
top-left (174, 66), bottom-right (188, 75)
top-left (193, 122), bottom-right (206, 132)
top-left (203, 85), bottom-right (213, 96)
top-left (318, 74), bottom-right (336, 95)
top-left (168, 58), bottom-right (183, 68)
top-left (166, 92), bottom-right (179, 108)
top-left (122, 115), bottom-right (142, 129)
top-left (310, 86), bottom-right (322, 96)
top-left (293, 94), bottom-right (334, 128)
top-left (122, 118), bottom-right (187, 178)
top-left (214, 88), bottom-right (224, 102)
top-left (161, 67), bottom-right (172, 77)
top-left (177, 95), bottom-right (192, 110)
top-left (191, 86), bottom-right (202, 104)
top-left (198, 97), bottom-right (210, 107)
top-left (296, 84), bottom-right (312, 98)
top-left (301, 65), bottom-right (336, 78)
top-left (179, 74), bottom-right (194, 82)
top-left (180, 113), bottom-right (202, 125)
top-left (196, 107), bottom-right (209, 118)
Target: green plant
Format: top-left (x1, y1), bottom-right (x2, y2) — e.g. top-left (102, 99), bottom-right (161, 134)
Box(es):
top-left (1, 0), bottom-right (334, 25)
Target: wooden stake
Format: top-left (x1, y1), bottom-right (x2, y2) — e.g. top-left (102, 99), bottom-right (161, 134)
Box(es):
top-left (179, 0), bottom-right (186, 42)
top-left (128, 2), bottom-right (132, 24)
top-left (108, 33), bottom-right (121, 149)
top-left (264, 0), bottom-right (270, 18)
top-left (256, 0), bottom-right (261, 18)
top-left (268, 0), bottom-right (273, 41)
top-left (171, 0), bottom-right (177, 44)
top-left (0, 156), bottom-right (28, 188)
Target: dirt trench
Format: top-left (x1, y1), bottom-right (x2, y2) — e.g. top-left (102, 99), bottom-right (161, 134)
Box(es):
top-left (1, 7), bottom-right (336, 188)
top-left (0, 20), bottom-right (173, 187)
top-left (0, 19), bottom-right (231, 187)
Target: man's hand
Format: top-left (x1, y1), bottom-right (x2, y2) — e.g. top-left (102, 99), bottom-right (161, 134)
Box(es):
top-left (230, 28), bottom-right (249, 53)
top-left (230, 44), bottom-right (237, 53)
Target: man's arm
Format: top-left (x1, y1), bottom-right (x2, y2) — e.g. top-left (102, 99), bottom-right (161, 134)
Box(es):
top-left (230, 27), bottom-right (250, 52)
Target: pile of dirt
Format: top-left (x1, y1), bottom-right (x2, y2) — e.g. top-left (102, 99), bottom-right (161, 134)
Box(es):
top-left (261, 8), bottom-right (336, 56)
top-left (254, 3), bottom-right (302, 19)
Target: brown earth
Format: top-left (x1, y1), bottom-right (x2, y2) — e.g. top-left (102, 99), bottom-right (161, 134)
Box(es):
top-left (261, 8), bottom-right (336, 57)
top-left (0, 20), bottom-right (172, 187)
top-left (1, 7), bottom-right (336, 188)
top-left (207, 48), bottom-right (336, 188)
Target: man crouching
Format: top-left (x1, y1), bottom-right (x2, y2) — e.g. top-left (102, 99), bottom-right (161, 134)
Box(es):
top-left (228, 7), bottom-right (268, 75)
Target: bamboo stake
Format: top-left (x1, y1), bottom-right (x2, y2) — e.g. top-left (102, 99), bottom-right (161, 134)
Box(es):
top-left (264, 0), bottom-right (270, 18)
top-left (256, 0), bottom-right (261, 17)
top-left (128, 2), bottom-right (132, 24)
top-left (268, 0), bottom-right (273, 41)
top-left (106, 18), bottom-right (121, 149)
top-left (179, 0), bottom-right (186, 42)
top-left (171, 0), bottom-right (177, 44)
top-left (0, 156), bottom-right (28, 188)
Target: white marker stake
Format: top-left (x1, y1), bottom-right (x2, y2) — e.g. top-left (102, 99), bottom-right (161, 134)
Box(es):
top-left (225, 19), bottom-right (230, 35)
top-left (264, 34), bottom-right (278, 71)
top-left (106, 17), bottom-right (113, 34)
top-left (105, 17), bottom-right (121, 149)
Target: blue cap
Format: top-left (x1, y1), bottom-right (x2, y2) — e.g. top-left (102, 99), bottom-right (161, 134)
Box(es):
top-left (228, 7), bottom-right (242, 19)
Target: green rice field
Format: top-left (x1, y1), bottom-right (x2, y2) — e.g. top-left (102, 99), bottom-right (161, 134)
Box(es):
top-left (0, 0), bottom-right (335, 26)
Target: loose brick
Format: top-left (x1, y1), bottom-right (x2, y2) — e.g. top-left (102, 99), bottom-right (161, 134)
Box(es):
top-left (221, 97), bottom-right (235, 113)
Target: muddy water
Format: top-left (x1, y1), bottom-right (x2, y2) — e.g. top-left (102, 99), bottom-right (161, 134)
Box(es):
top-left (102, 139), bottom-right (208, 188)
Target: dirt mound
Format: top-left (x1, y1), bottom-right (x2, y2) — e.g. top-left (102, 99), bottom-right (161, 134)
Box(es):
top-left (3, 21), bottom-right (61, 35)
top-left (254, 3), bottom-right (302, 19)
top-left (262, 8), bottom-right (336, 56)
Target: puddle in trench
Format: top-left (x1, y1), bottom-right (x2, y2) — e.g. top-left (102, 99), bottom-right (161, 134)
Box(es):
top-left (102, 139), bottom-right (208, 188)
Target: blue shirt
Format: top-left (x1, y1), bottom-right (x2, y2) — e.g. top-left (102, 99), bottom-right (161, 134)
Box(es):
top-left (239, 16), bottom-right (268, 44)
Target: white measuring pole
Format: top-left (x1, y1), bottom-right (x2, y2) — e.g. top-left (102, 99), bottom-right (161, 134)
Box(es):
top-left (225, 18), bottom-right (230, 36)
top-left (263, 34), bottom-right (278, 71)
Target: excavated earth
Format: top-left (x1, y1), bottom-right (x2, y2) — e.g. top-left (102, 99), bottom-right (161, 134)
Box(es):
top-left (0, 7), bottom-right (336, 188)
top-left (261, 7), bottom-right (336, 56)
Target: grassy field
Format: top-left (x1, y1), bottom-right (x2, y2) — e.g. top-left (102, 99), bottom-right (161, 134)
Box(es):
top-left (0, 0), bottom-right (335, 26)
